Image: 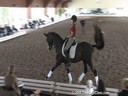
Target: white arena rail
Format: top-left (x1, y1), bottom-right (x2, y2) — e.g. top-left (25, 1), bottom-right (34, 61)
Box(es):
top-left (0, 76), bottom-right (55, 93)
top-left (0, 76), bottom-right (119, 96)
top-left (54, 82), bottom-right (119, 96)
top-left (55, 82), bottom-right (87, 95)
top-left (19, 78), bottom-right (55, 93)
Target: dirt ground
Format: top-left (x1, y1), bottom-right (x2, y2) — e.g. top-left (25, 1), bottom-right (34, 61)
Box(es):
top-left (0, 17), bottom-right (128, 89)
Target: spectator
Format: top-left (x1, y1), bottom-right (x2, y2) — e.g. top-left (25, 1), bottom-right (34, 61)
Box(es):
top-left (0, 65), bottom-right (20, 96)
top-left (5, 26), bottom-right (13, 35)
top-left (80, 19), bottom-right (86, 28)
top-left (0, 27), bottom-right (5, 37)
top-left (80, 80), bottom-right (94, 96)
top-left (80, 19), bottom-right (86, 33)
top-left (12, 25), bottom-right (18, 32)
top-left (39, 19), bottom-right (45, 25)
top-left (32, 89), bottom-right (51, 96)
top-left (51, 17), bottom-right (54, 22)
top-left (118, 78), bottom-right (128, 96)
top-left (92, 79), bottom-right (109, 96)
top-left (34, 89), bottom-right (41, 96)
top-left (4, 65), bottom-right (20, 94)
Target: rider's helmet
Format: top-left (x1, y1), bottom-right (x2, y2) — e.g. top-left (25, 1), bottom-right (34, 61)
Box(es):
top-left (71, 15), bottom-right (77, 22)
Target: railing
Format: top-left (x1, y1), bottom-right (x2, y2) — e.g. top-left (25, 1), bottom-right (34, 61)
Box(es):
top-left (0, 76), bottom-right (119, 96)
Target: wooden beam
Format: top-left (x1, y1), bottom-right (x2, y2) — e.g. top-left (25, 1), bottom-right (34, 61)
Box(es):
top-left (43, 0), bottom-right (51, 7)
top-left (54, 0), bottom-right (62, 7)
top-left (62, 0), bottom-right (72, 7)
top-left (26, 0), bottom-right (33, 7)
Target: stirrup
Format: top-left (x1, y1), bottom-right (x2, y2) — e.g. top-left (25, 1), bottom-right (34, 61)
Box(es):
top-left (72, 41), bottom-right (76, 46)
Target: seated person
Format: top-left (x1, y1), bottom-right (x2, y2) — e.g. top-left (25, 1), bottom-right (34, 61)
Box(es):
top-left (79, 80), bottom-right (94, 96)
top-left (32, 89), bottom-right (51, 96)
top-left (118, 78), bottom-right (128, 96)
top-left (86, 80), bottom-right (94, 95)
top-left (80, 19), bottom-right (86, 28)
top-left (0, 65), bottom-right (20, 96)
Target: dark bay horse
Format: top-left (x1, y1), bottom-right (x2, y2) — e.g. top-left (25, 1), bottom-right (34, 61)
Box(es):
top-left (44, 24), bottom-right (104, 85)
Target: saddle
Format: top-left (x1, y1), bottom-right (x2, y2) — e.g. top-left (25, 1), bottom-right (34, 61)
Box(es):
top-left (62, 39), bottom-right (78, 59)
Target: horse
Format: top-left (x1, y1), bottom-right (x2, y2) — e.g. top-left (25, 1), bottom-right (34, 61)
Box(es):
top-left (44, 24), bottom-right (104, 85)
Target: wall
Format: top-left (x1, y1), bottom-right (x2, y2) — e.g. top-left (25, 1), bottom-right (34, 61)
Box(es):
top-left (0, 0), bottom-right (26, 7)
top-left (69, 0), bottom-right (128, 8)
top-left (29, 0), bottom-right (44, 7)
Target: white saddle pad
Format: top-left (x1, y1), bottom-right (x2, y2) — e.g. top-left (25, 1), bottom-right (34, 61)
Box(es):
top-left (62, 41), bottom-right (78, 59)
top-left (69, 43), bottom-right (78, 59)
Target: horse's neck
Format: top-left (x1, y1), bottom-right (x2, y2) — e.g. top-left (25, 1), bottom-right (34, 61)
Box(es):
top-left (52, 33), bottom-right (64, 55)
top-left (55, 40), bottom-right (64, 55)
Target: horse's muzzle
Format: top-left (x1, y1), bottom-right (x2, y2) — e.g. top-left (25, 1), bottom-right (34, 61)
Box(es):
top-left (49, 47), bottom-right (52, 50)
top-left (47, 45), bottom-right (52, 50)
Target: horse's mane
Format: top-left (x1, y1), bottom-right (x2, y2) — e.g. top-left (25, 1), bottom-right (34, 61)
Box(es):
top-left (48, 32), bottom-right (63, 42)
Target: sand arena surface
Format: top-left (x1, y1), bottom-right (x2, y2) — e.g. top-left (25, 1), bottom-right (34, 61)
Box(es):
top-left (0, 17), bottom-right (128, 89)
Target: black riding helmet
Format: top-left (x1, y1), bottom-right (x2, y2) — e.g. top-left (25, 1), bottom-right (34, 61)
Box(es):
top-left (71, 15), bottom-right (77, 22)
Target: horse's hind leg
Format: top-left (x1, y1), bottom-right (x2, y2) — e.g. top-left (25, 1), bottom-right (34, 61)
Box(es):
top-left (78, 59), bottom-right (87, 83)
top-left (88, 60), bottom-right (99, 86)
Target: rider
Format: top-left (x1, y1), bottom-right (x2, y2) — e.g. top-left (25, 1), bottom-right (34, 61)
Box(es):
top-left (64, 15), bottom-right (77, 68)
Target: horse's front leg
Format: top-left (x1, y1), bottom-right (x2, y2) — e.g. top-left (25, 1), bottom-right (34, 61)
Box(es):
top-left (46, 60), bottom-right (62, 80)
top-left (66, 67), bottom-right (73, 84)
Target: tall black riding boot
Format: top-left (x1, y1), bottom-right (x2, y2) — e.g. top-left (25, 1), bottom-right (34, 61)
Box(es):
top-left (64, 50), bottom-right (70, 68)
top-left (72, 40), bottom-right (76, 46)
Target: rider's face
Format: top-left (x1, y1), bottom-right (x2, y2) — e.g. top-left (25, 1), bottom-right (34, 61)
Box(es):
top-left (70, 19), bottom-right (73, 23)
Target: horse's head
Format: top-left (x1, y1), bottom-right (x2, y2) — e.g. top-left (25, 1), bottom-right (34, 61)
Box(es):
top-left (44, 32), bottom-right (64, 50)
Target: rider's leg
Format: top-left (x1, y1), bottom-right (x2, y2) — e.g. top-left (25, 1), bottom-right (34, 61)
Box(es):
top-left (64, 39), bottom-right (72, 68)
top-left (64, 38), bottom-right (76, 68)
top-left (64, 50), bottom-right (70, 68)
top-left (72, 37), bottom-right (76, 46)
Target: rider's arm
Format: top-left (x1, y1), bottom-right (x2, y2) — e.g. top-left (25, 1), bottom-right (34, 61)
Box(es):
top-left (67, 31), bottom-right (73, 38)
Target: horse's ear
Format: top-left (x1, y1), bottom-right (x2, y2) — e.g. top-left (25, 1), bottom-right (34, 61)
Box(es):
top-left (44, 33), bottom-right (47, 36)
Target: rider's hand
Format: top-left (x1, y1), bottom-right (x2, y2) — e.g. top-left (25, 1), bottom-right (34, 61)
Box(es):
top-left (65, 37), bottom-right (69, 40)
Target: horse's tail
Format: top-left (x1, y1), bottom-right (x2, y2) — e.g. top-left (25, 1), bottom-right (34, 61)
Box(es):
top-left (92, 24), bottom-right (104, 50)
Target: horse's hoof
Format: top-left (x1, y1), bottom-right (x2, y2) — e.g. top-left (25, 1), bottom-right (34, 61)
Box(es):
top-left (45, 77), bottom-right (48, 80)
top-left (69, 80), bottom-right (72, 84)
top-left (65, 66), bottom-right (70, 70)
top-left (78, 80), bottom-right (81, 84)
top-left (68, 79), bottom-right (72, 84)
